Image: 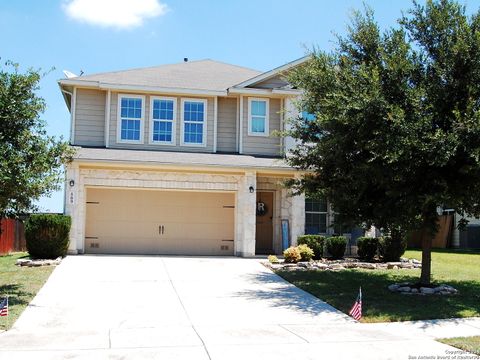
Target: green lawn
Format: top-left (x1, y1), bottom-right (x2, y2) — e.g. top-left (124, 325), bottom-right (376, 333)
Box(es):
top-left (0, 252), bottom-right (54, 330)
top-left (275, 249), bottom-right (480, 322)
top-left (439, 336), bottom-right (480, 355)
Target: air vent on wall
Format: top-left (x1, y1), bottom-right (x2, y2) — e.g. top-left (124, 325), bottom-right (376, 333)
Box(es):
top-left (221, 245), bottom-right (229, 251)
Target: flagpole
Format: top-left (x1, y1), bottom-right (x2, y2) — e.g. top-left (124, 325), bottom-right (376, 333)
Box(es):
top-left (5, 296), bottom-right (8, 331)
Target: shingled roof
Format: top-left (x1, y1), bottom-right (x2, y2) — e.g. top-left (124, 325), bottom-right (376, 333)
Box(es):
top-left (73, 147), bottom-right (292, 171)
top-left (62, 59), bottom-right (262, 92)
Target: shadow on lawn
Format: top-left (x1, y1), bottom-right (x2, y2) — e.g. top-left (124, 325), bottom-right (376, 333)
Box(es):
top-left (0, 284), bottom-right (32, 307)
top-left (250, 269), bottom-right (480, 322)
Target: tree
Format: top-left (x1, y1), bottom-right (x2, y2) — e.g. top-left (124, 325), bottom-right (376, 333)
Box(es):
top-left (285, 0), bottom-right (480, 285)
top-left (0, 61), bottom-right (72, 224)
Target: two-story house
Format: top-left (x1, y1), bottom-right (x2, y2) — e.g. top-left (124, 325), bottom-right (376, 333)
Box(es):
top-left (59, 57), bottom-right (317, 257)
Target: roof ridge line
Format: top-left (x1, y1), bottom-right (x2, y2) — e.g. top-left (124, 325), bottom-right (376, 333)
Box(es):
top-left (66, 59), bottom-right (260, 80)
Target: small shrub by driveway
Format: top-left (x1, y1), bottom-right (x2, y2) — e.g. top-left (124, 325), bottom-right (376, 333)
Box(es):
top-left (25, 214), bottom-right (71, 259)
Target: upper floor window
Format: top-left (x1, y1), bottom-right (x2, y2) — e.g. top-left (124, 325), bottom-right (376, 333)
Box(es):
top-left (151, 97), bottom-right (176, 145)
top-left (305, 197), bottom-right (328, 234)
top-left (248, 98), bottom-right (269, 136)
top-left (118, 95), bottom-right (144, 143)
top-left (301, 110), bottom-right (316, 121)
top-left (181, 99), bottom-right (207, 146)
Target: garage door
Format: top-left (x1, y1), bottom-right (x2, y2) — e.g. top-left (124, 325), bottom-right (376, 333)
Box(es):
top-left (85, 188), bottom-right (235, 255)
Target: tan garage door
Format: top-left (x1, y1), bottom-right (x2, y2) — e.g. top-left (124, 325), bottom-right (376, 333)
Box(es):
top-left (85, 188), bottom-right (235, 255)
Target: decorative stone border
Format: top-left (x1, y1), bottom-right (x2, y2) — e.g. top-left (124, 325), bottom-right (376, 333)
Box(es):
top-left (16, 257), bottom-right (62, 267)
top-left (265, 257), bottom-right (421, 272)
top-left (388, 283), bottom-right (458, 295)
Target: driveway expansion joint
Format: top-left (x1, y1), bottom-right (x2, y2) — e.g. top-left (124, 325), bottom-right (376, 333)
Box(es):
top-left (160, 258), bottom-right (213, 360)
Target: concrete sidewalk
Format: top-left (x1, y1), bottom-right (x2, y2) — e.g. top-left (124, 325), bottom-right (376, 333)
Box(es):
top-left (0, 256), bottom-right (477, 359)
top-left (373, 317), bottom-right (480, 340)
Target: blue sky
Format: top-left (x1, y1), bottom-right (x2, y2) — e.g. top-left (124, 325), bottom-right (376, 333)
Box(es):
top-left (1, 0), bottom-right (479, 212)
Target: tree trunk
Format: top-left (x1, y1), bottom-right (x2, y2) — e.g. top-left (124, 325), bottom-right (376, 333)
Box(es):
top-left (420, 234), bottom-right (432, 285)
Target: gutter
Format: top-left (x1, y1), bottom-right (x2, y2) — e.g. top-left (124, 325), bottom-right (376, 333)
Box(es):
top-left (73, 157), bottom-right (297, 174)
top-left (58, 80), bottom-right (227, 97)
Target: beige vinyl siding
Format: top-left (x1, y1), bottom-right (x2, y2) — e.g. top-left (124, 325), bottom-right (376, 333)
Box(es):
top-left (252, 75), bottom-right (289, 89)
top-left (109, 92), bottom-right (214, 152)
top-left (242, 97), bottom-right (282, 156)
top-left (74, 88), bottom-right (106, 146)
top-left (217, 97), bottom-right (237, 153)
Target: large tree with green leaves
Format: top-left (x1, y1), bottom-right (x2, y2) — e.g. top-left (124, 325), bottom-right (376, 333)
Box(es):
top-left (0, 61), bottom-right (72, 223)
top-left (286, 0), bottom-right (480, 285)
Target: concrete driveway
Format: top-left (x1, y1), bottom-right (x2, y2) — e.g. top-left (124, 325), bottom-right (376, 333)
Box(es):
top-left (0, 256), bottom-right (460, 359)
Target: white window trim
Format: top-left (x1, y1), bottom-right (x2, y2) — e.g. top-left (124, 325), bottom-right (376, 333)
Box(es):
top-left (116, 94), bottom-right (145, 144)
top-left (180, 98), bottom-right (208, 147)
top-left (247, 97), bottom-right (269, 137)
top-left (305, 198), bottom-right (329, 235)
top-left (149, 96), bottom-right (177, 146)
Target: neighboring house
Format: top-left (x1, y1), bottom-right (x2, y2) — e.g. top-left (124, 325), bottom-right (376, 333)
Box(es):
top-left (453, 215), bottom-right (480, 249)
top-left (59, 57), bottom-right (344, 257)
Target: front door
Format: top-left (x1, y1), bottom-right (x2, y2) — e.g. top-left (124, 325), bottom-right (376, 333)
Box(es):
top-left (255, 192), bottom-right (274, 254)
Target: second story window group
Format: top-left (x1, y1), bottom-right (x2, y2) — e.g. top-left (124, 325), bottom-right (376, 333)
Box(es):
top-left (118, 94), bottom-right (207, 147)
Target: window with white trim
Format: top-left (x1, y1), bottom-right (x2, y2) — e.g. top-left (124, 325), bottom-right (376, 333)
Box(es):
top-left (248, 98), bottom-right (269, 136)
top-left (151, 97), bottom-right (176, 144)
top-left (301, 110), bottom-right (316, 121)
top-left (182, 99), bottom-right (206, 145)
top-left (305, 197), bottom-right (328, 234)
top-left (118, 95), bottom-right (144, 142)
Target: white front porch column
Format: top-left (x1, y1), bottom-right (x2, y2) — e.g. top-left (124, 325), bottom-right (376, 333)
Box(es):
top-left (235, 171), bottom-right (256, 257)
top-left (290, 192), bottom-right (305, 246)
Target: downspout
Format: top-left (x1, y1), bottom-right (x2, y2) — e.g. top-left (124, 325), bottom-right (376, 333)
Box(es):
top-left (105, 90), bottom-right (111, 148)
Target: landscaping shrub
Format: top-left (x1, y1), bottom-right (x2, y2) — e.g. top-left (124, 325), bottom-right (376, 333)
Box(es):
top-left (268, 255), bottom-right (279, 264)
top-left (378, 235), bottom-right (407, 262)
top-left (283, 246), bottom-right (302, 263)
top-left (25, 214), bottom-right (71, 259)
top-left (357, 236), bottom-right (379, 261)
top-left (297, 235), bottom-right (325, 259)
top-left (325, 236), bottom-right (347, 259)
top-left (297, 244), bottom-right (315, 262)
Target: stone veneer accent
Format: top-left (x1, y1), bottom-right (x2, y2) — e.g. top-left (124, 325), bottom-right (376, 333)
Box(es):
top-left (65, 165), bottom-right (304, 257)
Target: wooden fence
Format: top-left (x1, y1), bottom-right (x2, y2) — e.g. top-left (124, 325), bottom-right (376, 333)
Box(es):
top-left (0, 219), bottom-right (26, 255)
top-left (407, 214), bottom-right (453, 248)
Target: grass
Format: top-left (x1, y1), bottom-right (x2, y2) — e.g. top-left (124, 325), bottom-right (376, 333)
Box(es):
top-left (275, 249), bottom-right (480, 322)
top-left (438, 336), bottom-right (480, 355)
top-left (0, 252), bottom-right (54, 330)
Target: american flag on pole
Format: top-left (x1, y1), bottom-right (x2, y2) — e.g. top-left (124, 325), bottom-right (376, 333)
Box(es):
top-left (0, 297), bottom-right (8, 317)
top-left (349, 287), bottom-right (362, 321)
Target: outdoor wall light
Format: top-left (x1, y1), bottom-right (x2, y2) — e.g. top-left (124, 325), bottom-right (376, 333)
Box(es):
top-left (249, 186), bottom-right (255, 193)
top-left (69, 180), bottom-right (75, 187)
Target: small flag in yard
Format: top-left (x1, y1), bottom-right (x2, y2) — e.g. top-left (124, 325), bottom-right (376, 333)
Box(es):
top-left (349, 287), bottom-right (362, 321)
top-left (0, 297), bottom-right (8, 317)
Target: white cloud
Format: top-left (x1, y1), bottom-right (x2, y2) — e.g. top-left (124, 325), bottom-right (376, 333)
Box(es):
top-left (63, 0), bottom-right (168, 29)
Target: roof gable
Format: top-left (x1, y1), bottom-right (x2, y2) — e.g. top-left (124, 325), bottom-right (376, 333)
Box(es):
top-left (233, 56), bottom-right (310, 89)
